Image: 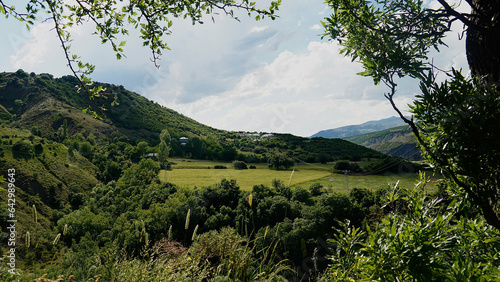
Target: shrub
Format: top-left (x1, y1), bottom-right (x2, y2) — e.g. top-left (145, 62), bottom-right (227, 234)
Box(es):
top-left (12, 139), bottom-right (34, 158)
top-left (214, 165), bottom-right (227, 169)
top-left (292, 187), bottom-right (310, 203)
top-left (309, 183), bottom-right (323, 196)
top-left (334, 160), bottom-right (362, 173)
top-left (232, 161), bottom-right (248, 170)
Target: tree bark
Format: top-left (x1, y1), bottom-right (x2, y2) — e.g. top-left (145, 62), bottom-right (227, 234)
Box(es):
top-left (465, 0), bottom-right (500, 85)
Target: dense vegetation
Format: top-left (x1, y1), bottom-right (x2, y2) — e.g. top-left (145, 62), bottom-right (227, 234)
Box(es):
top-left (1, 70), bottom-right (499, 281)
top-left (0, 122), bottom-right (392, 280)
top-left (2, 0), bottom-right (499, 279)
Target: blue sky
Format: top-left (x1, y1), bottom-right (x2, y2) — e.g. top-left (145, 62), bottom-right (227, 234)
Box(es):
top-left (1, 0), bottom-right (469, 136)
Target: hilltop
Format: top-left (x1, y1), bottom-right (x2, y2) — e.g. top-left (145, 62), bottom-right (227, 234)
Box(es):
top-left (0, 70), bottom-right (225, 141)
top-left (310, 116), bottom-right (406, 139)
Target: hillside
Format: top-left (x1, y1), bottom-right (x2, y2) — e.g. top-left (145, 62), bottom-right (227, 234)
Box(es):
top-left (0, 70), bottom-right (388, 162)
top-left (0, 70), bottom-right (226, 141)
top-left (311, 116), bottom-right (406, 139)
top-left (345, 125), bottom-right (422, 161)
top-left (272, 133), bottom-right (384, 162)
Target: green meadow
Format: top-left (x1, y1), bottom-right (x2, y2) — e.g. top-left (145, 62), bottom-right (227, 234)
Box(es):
top-left (160, 159), bottom-right (440, 192)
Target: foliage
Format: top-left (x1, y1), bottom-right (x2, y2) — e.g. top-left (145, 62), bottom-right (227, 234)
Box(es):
top-left (411, 70), bottom-right (500, 229)
top-left (322, 0), bottom-right (500, 229)
top-left (12, 139), bottom-right (34, 158)
top-left (233, 160), bottom-right (248, 170)
top-left (268, 153), bottom-right (294, 170)
top-left (322, 174), bottom-right (500, 281)
top-left (322, 0), bottom-right (449, 84)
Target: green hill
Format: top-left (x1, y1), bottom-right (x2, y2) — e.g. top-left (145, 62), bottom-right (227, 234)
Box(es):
top-left (345, 125), bottom-right (422, 161)
top-left (0, 70), bottom-right (387, 162)
top-left (0, 70), bottom-right (225, 141)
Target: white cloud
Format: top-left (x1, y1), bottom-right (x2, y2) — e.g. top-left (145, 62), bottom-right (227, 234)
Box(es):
top-left (10, 22), bottom-right (67, 76)
top-left (3, 0), bottom-right (469, 137)
top-left (310, 24), bottom-right (322, 30)
top-left (154, 41), bottom-right (408, 136)
top-left (250, 26), bottom-right (270, 33)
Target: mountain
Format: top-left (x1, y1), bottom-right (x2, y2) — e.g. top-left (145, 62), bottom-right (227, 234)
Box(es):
top-left (0, 70), bottom-right (386, 162)
top-left (0, 70), bottom-right (226, 141)
top-left (310, 116), bottom-right (406, 139)
top-left (345, 125), bottom-right (422, 161)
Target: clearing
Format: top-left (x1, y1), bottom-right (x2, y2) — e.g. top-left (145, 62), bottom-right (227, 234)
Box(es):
top-left (160, 159), bottom-right (440, 192)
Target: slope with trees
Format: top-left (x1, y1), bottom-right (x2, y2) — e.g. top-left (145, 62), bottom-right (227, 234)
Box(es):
top-left (346, 125), bottom-right (423, 161)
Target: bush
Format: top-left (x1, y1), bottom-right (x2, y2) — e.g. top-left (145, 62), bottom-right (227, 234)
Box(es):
top-left (214, 165), bottom-right (227, 169)
top-left (12, 139), bottom-right (34, 158)
top-left (334, 160), bottom-right (362, 173)
top-left (232, 161), bottom-right (248, 170)
top-left (292, 187), bottom-right (309, 202)
top-left (309, 183), bottom-right (323, 196)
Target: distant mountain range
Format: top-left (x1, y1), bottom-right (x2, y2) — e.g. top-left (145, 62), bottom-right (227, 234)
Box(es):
top-left (345, 125), bottom-right (422, 161)
top-left (312, 117), bottom-right (423, 161)
top-left (310, 116), bottom-right (406, 139)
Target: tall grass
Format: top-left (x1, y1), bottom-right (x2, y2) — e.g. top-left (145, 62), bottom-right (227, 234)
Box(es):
top-left (34, 227), bottom-right (291, 281)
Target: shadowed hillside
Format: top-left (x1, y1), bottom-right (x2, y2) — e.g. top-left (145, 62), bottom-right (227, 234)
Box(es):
top-left (345, 125), bottom-right (422, 161)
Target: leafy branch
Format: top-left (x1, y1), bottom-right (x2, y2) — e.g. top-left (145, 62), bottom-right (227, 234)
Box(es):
top-left (2, 0), bottom-right (281, 117)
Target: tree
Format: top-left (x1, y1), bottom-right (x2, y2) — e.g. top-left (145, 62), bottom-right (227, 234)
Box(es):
top-left (158, 141), bottom-right (170, 164)
top-left (268, 153), bottom-right (294, 170)
top-left (0, 0), bottom-right (280, 116)
top-left (158, 129), bottom-right (171, 164)
top-left (232, 160), bottom-right (248, 170)
top-left (159, 129), bottom-right (171, 144)
top-left (322, 0), bottom-right (500, 229)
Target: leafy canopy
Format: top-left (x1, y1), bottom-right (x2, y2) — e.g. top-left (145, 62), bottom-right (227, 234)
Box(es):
top-left (0, 0), bottom-right (280, 116)
top-left (322, 0), bottom-right (500, 230)
top-left (322, 0), bottom-right (450, 85)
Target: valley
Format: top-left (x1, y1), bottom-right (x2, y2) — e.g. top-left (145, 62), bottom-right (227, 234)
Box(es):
top-left (0, 70), bottom-right (441, 280)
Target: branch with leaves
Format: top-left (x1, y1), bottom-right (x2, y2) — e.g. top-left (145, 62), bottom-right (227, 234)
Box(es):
top-left (1, 0), bottom-right (281, 117)
top-left (323, 0), bottom-right (500, 230)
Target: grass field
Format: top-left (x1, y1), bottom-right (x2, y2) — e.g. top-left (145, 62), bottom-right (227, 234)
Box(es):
top-left (160, 159), bottom-right (441, 192)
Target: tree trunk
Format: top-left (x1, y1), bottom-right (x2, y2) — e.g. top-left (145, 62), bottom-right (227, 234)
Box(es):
top-left (465, 0), bottom-right (500, 85)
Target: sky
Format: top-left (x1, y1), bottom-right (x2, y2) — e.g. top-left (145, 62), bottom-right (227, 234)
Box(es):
top-left (1, 0), bottom-right (470, 137)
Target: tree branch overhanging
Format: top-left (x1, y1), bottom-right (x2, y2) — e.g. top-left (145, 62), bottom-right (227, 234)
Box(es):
top-left (47, 0), bottom-right (107, 118)
top-left (384, 76), bottom-right (500, 230)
